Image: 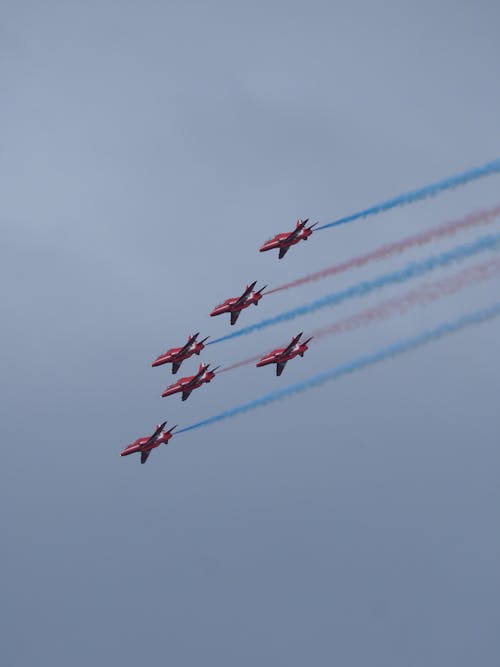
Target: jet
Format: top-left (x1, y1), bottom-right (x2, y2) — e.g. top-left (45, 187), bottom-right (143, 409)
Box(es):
top-left (210, 281), bottom-right (267, 326)
top-left (256, 332), bottom-right (313, 376)
top-left (152, 332), bottom-right (210, 374)
top-left (120, 421), bottom-right (177, 464)
top-left (161, 362), bottom-right (219, 401)
top-left (259, 219), bottom-right (318, 259)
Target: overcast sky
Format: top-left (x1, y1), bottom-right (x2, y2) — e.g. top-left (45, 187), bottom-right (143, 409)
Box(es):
top-left (2, 1), bottom-right (500, 665)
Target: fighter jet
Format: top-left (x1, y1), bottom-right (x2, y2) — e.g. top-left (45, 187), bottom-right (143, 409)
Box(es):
top-left (120, 421), bottom-right (177, 464)
top-left (210, 281), bottom-right (267, 326)
top-left (152, 332), bottom-right (210, 374)
top-left (161, 362), bottom-right (219, 401)
top-left (256, 332), bottom-right (313, 376)
top-left (259, 219), bottom-right (318, 259)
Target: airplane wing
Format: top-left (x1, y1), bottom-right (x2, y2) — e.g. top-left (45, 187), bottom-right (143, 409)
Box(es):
top-left (282, 333), bottom-right (303, 356)
top-left (175, 333), bottom-right (198, 358)
top-left (176, 366), bottom-right (206, 391)
top-left (189, 365), bottom-right (208, 384)
top-left (174, 342), bottom-right (191, 357)
top-left (171, 360), bottom-right (182, 374)
top-left (230, 311), bottom-right (241, 326)
top-left (278, 246), bottom-right (290, 259)
top-left (143, 421), bottom-right (167, 448)
top-left (276, 362), bottom-right (287, 376)
top-left (235, 281), bottom-right (257, 306)
top-left (283, 219), bottom-right (309, 244)
top-left (141, 450), bottom-right (151, 464)
top-left (182, 390), bottom-right (193, 402)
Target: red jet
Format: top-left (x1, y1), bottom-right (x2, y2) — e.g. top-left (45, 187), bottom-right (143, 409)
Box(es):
top-left (210, 281), bottom-right (267, 326)
top-left (120, 421), bottom-right (177, 464)
top-left (161, 362), bottom-right (219, 401)
top-left (256, 332), bottom-right (313, 376)
top-left (152, 332), bottom-right (210, 374)
top-left (260, 219), bottom-right (318, 259)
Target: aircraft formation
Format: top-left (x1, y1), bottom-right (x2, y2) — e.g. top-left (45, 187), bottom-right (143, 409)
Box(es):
top-left (122, 219), bottom-right (315, 463)
top-left (121, 158), bottom-right (500, 464)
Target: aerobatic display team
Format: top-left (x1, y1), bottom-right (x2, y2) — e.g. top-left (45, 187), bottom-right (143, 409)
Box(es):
top-left (120, 159), bottom-right (500, 463)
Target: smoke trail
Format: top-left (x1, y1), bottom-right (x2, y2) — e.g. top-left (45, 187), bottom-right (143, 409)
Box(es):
top-left (177, 301), bottom-right (500, 434)
top-left (313, 256), bottom-right (500, 338)
top-left (207, 233), bottom-right (500, 345)
top-left (316, 159), bottom-right (500, 231)
top-left (218, 353), bottom-right (264, 373)
top-left (267, 205), bottom-right (500, 295)
top-left (219, 256), bottom-right (500, 372)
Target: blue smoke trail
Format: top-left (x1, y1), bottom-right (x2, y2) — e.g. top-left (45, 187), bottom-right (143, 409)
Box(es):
top-left (316, 159), bottom-right (500, 231)
top-left (178, 301), bottom-right (500, 434)
top-left (207, 233), bottom-right (500, 345)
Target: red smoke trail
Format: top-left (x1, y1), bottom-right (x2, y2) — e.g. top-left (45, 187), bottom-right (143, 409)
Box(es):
top-left (265, 205), bottom-right (500, 295)
top-left (313, 256), bottom-right (500, 339)
top-left (220, 256), bottom-right (500, 373)
top-left (219, 353), bottom-right (264, 373)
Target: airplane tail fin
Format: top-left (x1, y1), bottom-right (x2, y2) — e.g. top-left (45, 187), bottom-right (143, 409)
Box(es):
top-left (299, 337), bottom-right (314, 355)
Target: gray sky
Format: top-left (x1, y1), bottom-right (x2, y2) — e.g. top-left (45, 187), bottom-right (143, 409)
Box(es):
top-left (2, 1), bottom-right (500, 665)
